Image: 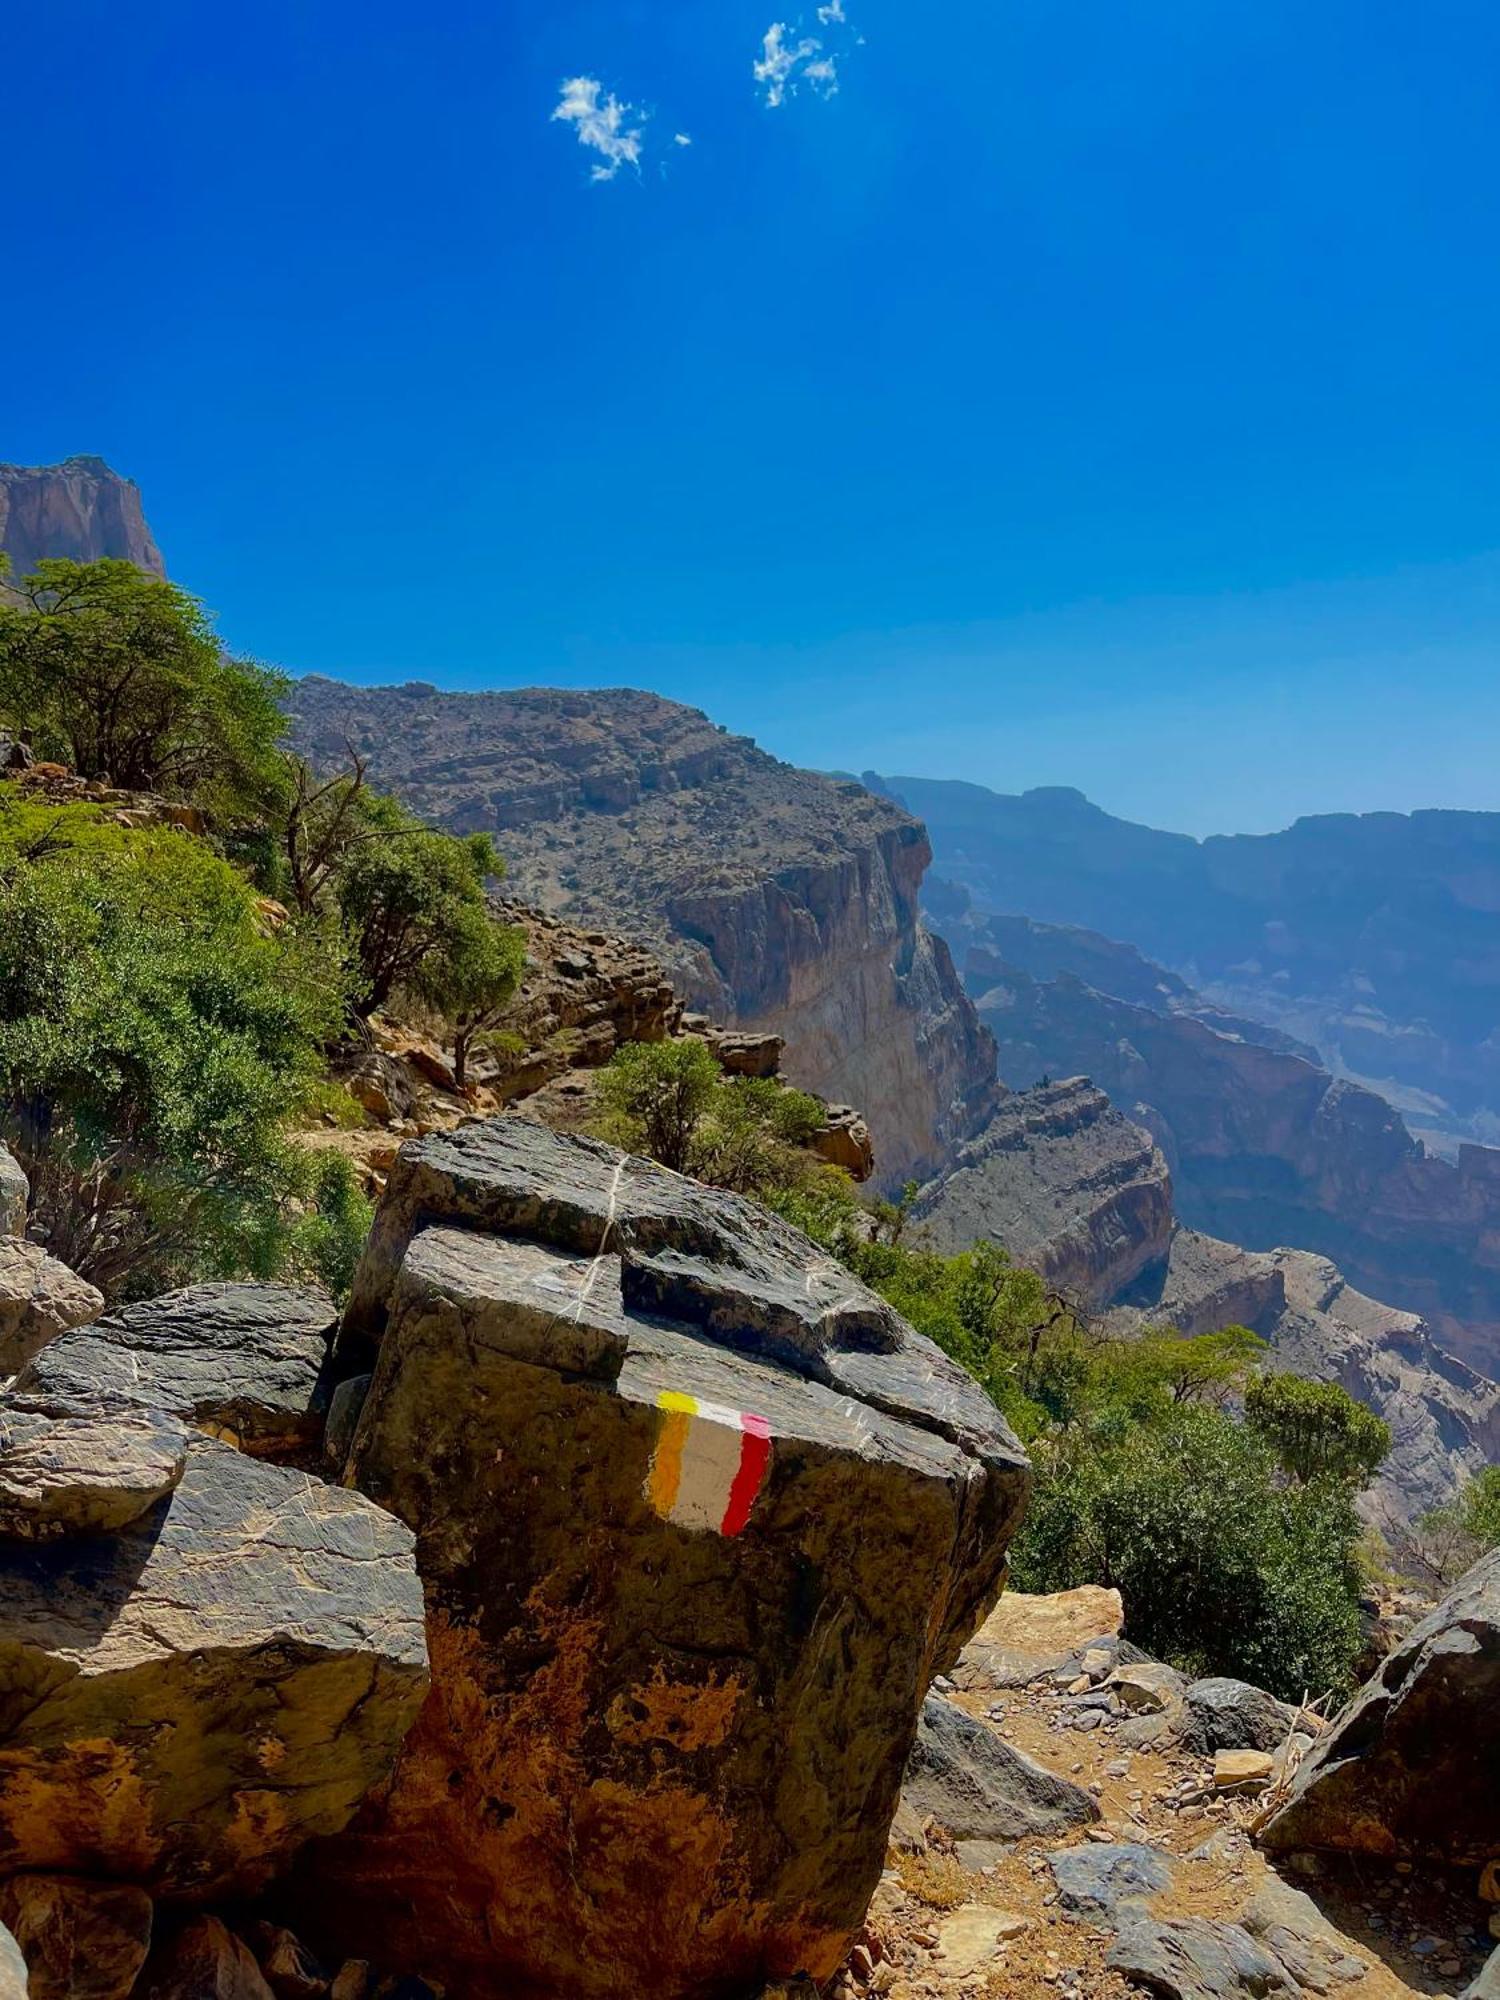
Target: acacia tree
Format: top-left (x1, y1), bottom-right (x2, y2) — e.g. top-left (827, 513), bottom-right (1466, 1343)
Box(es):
top-left (0, 559), bottom-right (287, 810)
top-left (1245, 1373), bottom-right (1391, 1489)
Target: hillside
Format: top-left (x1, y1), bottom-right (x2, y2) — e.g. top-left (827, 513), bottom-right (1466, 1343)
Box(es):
top-left (287, 677), bottom-right (1001, 1186)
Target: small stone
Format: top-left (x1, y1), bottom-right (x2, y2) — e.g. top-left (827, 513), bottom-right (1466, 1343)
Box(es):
top-left (1482, 1861), bottom-right (1500, 1904)
top-left (1213, 1749), bottom-right (1274, 1791)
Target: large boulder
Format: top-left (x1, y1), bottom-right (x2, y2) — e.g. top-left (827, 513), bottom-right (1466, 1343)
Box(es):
top-left (953, 1583), bottom-right (1124, 1689)
top-left (1261, 1545), bottom-right (1500, 1864)
top-left (0, 1429), bottom-right (428, 1898)
top-left (14, 1284), bottom-right (336, 1458)
top-left (1106, 1912), bottom-right (1296, 2000)
top-left (0, 1145), bottom-right (29, 1238)
top-left (0, 1924), bottom-right (23, 2000)
top-left (0, 1398), bottom-right (187, 1539)
top-left (0, 1239), bottom-right (103, 1375)
top-left (304, 1120), bottom-right (1032, 2000)
top-left (1183, 1678), bottom-right (1300, 1755)
top-left (902, 1694), bottom-right (1099, 1860)
top-left (136, 1919), bottom-right (274, 2000)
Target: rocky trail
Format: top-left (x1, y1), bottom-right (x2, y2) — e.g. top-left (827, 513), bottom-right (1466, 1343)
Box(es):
top-left (836, 1588), bottom-right (1493, 2000)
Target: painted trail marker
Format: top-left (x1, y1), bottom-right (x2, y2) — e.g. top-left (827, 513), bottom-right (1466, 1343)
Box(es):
top-left (646, 1390), bottom-right (771, 1536)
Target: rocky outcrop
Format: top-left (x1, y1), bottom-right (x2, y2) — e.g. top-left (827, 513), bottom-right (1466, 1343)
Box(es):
top-left (286, 682), bottom-right (1001, 1186)
top-left (0, 1875), bottom-right (153, 2000)
top-left (970, 959), bottom-right (1500, 1375)
top-left (0, 1238), bottom-right (104, 1374)
top-left (1262, 1546), bottom-right (1500, 1866)
top-left (910, 1079), bottom-right (1173, 1308)
top-left (0, 459), bottom-right (164, 581)
top-left (0, 1423), bottom-right (428, 1896)
top-left (301, 1118), bottom-right (1030, 1999)
top-left (902, 1695), bottom-right (1099, 1856)
top-left (14, 1284), bottom-right (337, 1459)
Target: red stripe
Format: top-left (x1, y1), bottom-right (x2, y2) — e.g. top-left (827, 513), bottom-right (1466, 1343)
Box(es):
top-left (720, 1413), bottom-right (771, 1537)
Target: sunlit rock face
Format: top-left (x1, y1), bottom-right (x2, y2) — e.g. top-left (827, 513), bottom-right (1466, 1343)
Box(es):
top-left (300, 1118), bottom-right (1031, 2000)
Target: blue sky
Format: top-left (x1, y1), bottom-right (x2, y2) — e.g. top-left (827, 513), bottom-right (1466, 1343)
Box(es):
top-left (7, 0), bottom-right (1500, 835)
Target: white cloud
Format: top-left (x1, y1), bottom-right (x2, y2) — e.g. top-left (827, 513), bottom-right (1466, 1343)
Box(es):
top-left (551, 76), bottom-right (646, 182)
top-left (816, 0), bottom-right (846, 21)
top-left (754, 22), bottom-right (839, 107)
top-left (673, 132), bottom-right (693, 147)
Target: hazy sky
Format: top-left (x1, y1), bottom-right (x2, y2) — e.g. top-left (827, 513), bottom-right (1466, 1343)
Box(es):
top-left (8, 0), bottom-right (1500, 835)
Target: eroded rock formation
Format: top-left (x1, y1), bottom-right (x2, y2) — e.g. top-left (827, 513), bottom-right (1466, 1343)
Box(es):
top-left (286, 682), bottom-right (1000, 1185)
top-left (0, 458), bottom-right (164, 580)
top-left (965, 958), bottom-right (1500, 1374)
top-left (300, 1118), bottom-right (1031, 1998)
top-left (910, 1078), bottom-right (1174, 1308)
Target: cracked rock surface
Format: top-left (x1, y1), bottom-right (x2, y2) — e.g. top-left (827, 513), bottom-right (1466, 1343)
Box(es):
top-left (302, 1118), bottom-right (1031, 2000)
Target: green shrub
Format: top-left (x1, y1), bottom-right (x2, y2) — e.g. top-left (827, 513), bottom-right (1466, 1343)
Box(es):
top-left (1011, 1404), bottom-right (1366, 1699)
top-left (1246, 1372), bottom-right (1392, 1488)
top-left (287, 1151), bottom-right (374, 1304)
top-left (0, 793), bottom-right (345, 1293)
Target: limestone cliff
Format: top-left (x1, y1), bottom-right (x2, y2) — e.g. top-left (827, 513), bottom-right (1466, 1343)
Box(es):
top-left (286, 679), bottom-right (1001, 1187)
top-left (968, 959), bottom-right (1500, 1374)
top-left (1105, 1227), bottom-right (1500, 1529)
top-left (0, 456), bottom-right (164, 579)
top-left (910, 1078), bottom-right (1174, 1308)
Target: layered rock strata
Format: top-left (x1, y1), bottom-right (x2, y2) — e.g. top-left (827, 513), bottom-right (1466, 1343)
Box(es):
top-left (304, 1118), bottom-right (1031, 1999)
top-left (909, 1078), bottom-right (1173, 1308)
top-left (286, 682), bottom-right (1001, 1186)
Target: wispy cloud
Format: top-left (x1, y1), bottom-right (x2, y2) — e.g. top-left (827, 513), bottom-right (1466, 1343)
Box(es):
top-left (754, 6), bottom-right (857, 108)
top-left (551, 76), bottom-right (647, 182)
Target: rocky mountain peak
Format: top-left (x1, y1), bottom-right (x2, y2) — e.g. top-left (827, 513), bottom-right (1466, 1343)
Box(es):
top-left (0, 456), bottom-right (165, 579)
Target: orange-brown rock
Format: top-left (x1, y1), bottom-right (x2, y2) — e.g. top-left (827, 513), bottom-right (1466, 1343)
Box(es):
top-left (300, 1120), bottom-right (1030, 1999)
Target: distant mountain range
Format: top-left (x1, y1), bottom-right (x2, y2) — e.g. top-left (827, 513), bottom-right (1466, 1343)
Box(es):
top-left (872, 774), bottom-right (1500, 1156)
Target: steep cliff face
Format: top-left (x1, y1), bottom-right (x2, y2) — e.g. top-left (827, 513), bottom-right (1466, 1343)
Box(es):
top-left (287, 679), bottom-right (1001, 1186)
top-left (0, 457), bottom-right (164, 579)
top-left (970, 960), bottom-right (1500, 1373)
top-left (911, 1078), bottom-right (1174, 1307)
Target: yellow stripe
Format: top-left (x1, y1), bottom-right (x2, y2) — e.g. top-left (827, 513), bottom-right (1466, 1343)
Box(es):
top-left (647, 1392), bottom-right (697, 1517)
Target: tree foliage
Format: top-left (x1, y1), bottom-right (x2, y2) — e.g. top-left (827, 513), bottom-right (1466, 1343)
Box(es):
top-left (1411, 1465), bottom-right (1500, 1587)
top-left (773, 1174), bottom-right (1382, 1700)
top-left (1245, 1372), bottom-right (1392, 1489)
top-left (594, 1039), bottom-right (829, 1191)
top-left (0, 791), bottom-right (344, 1293)
top-left (328, 793), bottom-right (511, 1022)
top-left (0, 559), bottom-right (288, 812)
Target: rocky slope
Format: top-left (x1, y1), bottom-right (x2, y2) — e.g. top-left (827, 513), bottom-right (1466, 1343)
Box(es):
top-left (0, 456), bottom-right (165, 579)
top-left (287, 679), bottom-right (1000, 1186)
top-left (910, 1080), bottom-right (1174, 1310)
top-left (874, 773), bottom-right (1500, 1156)
top-left (966, 960), bottom-right (1500, 1374)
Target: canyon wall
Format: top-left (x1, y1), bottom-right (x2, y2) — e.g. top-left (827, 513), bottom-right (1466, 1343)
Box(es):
top-left (878, 772), bottom-right (1500, 1154)
top-left (0, 456), bottom-right (165, 579)
top-left (967, 960), bottom-right (1500, 1372)
top-left (287, 680), bottom-right (1001, 1186)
